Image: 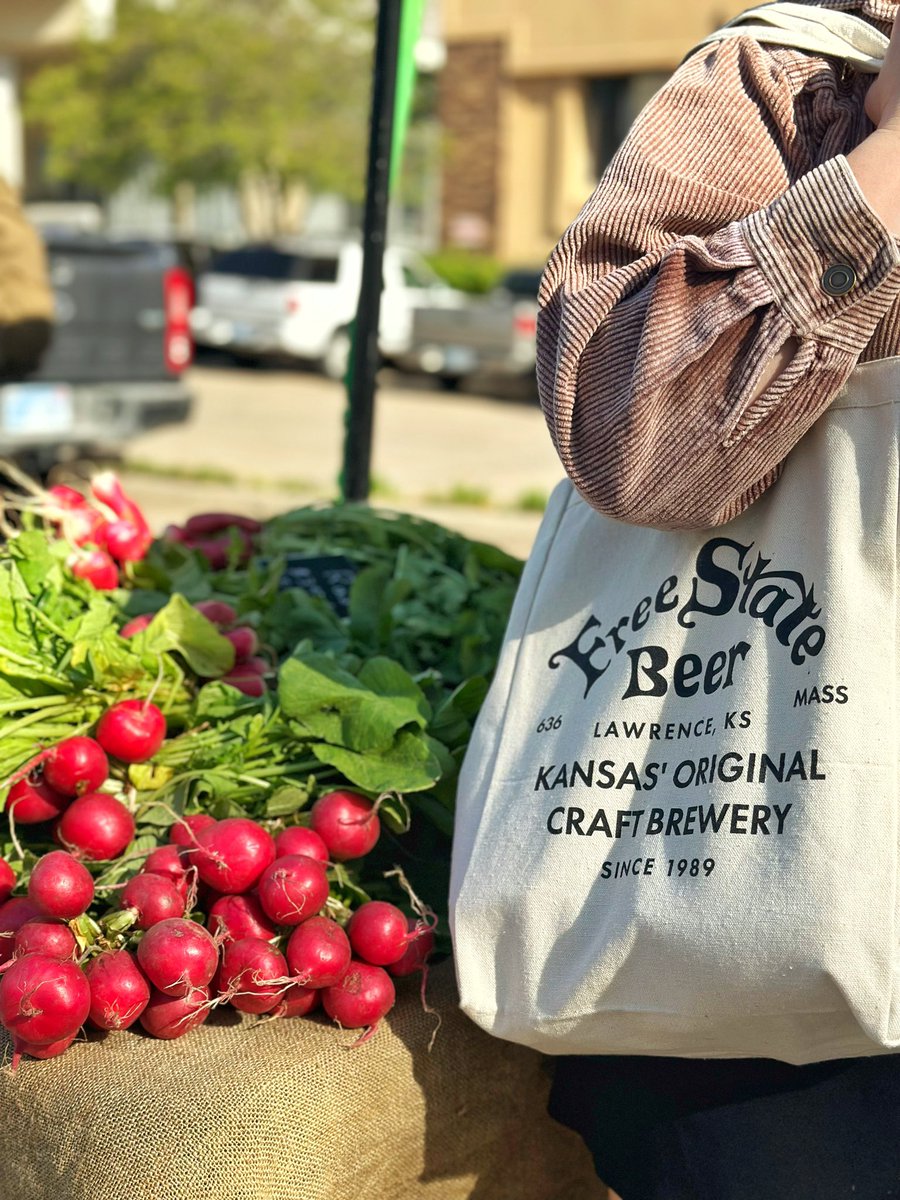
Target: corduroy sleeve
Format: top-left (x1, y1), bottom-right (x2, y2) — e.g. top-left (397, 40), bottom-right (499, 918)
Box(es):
top-left (537, 35), bottom-right (900, 529)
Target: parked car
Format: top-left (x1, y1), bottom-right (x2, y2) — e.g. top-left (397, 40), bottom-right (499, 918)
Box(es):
top-left (189, 238), bottom-right (464, 378)
top-left (3, 229), bottom-right (193, 475)
top-left (395, 267), bottom-right (542, 391)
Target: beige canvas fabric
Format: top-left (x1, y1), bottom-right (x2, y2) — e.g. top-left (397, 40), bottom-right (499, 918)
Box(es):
top-left (696, 2), bottom-right (888, 70)
top-left (0, 961), bottom-right (604, 1200)
top-left (0, 179), bottom-right (53, 325)
top-left (451, 353), bottom-right (900, 1065)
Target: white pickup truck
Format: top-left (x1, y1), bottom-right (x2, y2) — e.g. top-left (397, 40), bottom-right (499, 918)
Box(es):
top-left (190, 238), bottom-right (465, 379)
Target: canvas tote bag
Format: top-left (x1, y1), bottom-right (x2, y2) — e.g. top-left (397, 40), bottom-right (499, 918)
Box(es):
top-left (450, 6), bottom-right (900, 1066)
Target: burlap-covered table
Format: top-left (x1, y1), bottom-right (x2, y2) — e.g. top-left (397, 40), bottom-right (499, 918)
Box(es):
top-left (0, 960), bottom-right (605, 1200)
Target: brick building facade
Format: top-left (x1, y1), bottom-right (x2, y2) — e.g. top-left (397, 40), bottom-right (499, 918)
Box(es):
top-left (437, 0), bottom-right (749, 266)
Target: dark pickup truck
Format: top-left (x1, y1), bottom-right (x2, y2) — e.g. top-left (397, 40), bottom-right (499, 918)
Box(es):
top-left (2, 230), bottom-right (193, 474)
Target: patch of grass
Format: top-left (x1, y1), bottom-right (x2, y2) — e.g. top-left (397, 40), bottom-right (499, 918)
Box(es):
top-left (369, 474), bottom-right (400, 500)
top-left (124, 458), bottom-right (325, 495)
top-left (123, 458), bottom-right (237, 485)
top-left (513, 489), bottom-right (548, 513)
top-left (269, 476), bottom-right (319, 494)
top-left (425, 483), bottom-right (492, 508)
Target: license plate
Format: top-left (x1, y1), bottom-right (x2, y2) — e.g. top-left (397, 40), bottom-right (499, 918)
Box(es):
top-left (442, 345), bottom-right (478, 374)
top-left (2, 384), bottom-right (74, 435)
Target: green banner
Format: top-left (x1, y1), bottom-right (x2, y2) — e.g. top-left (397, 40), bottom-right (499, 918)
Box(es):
top-left (391, 0), bottom-right (426, 192)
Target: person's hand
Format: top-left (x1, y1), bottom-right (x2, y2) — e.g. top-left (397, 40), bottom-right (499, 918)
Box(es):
top-left (866, 17), bottom-right (900, 133)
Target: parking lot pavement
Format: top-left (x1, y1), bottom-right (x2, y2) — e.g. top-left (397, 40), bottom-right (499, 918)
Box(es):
top-left (122, 364), bottom-right (565, 558)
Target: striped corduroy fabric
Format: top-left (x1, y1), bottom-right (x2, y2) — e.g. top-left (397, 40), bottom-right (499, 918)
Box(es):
top-left (537, 0), bottom-right (900, 530)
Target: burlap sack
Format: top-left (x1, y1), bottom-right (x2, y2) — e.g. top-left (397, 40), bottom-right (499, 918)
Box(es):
top-left (0, 960), bottom-right (605, 1200)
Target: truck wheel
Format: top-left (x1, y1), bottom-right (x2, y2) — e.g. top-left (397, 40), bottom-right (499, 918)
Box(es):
top-left (321, 328), bottom-right (352, 381)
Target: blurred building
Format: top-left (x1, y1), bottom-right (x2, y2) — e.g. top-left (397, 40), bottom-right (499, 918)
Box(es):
top-left (438, 0), bottom-right (749, 266)
top-left (0, 0), bottom-right (112, 192)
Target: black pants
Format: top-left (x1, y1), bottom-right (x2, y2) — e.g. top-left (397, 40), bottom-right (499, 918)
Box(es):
top-left (549, 1053), bottom-right (900, 1200)
top-left (0, 319), bottom-right (52, 380)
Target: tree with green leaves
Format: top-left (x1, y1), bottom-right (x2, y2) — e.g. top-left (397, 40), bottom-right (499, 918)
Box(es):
top-left (25, 0), bottom-right (373, 234)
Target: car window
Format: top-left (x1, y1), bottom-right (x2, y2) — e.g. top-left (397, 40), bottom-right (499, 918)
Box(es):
top-left (498, 270), bottom-right (542, 299)
top-left (209, 247), bottom-right (340, 283)
top-left (303, 257), bottom-right (339, 283)
top-left (209, 247), bottom-right (295, 280)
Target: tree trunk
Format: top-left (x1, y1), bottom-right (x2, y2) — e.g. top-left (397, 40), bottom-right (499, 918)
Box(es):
top-left (171, 181), bottom-right (196, 238)
top-left (275, 178), bottom-right (308, 235)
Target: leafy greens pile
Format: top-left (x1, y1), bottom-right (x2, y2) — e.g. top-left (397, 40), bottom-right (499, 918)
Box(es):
top-left (0, 503), bottom-right (523, 934)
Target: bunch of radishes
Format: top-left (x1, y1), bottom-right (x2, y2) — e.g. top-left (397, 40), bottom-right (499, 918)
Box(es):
top-left (6, 701), bottom-right (167, 857)
top-left (0, 789), bottom-right (434, 1066)
top-left (121, 597), bottom-right (271, 697)
top-left (163, 512), bottom-right (262, 570)
top-left (46, 473), bottom-right (154, 591)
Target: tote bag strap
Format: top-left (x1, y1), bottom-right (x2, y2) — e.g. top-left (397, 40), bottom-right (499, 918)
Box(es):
top-left (693, 1), bottom-right (888, 72)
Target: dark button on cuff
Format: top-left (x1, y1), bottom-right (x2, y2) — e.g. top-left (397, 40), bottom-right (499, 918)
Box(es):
top-left (821, 263), bottom-right (857, 296)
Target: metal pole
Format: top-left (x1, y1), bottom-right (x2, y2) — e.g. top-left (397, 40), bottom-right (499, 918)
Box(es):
top-left (341, 0), bottom-right (402, 503)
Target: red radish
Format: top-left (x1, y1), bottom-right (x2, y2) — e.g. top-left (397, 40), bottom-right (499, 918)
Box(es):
top-left (43, 736), bottom-right (109, 797)
top-left (190, 529), bottom-right (254, 569)
top-left (347, 901), bottom-right (410, 967)
top-left (218, 937), bottom-right (288, 1015)
top-left (184, 512), bottom-right (263, 537)
top-left (139, 985), bottom-right (210, 1039)
top-left (105, 520), bottom-right (151, 564)
top-left (164, 523), bottom-right (187, 543)
top-left (241, 656), bottom-right (270, 676)
top-left (96, 699), bottom-right (166, 763)
top-left (193, 818), bottom-right (276, 895)
top-left (387, 920), bottom-right (436, 978)
top-left (68, 549), bottom-right (119, 591)
top-left (90, 471), bottom-right (150, 535)
top-left (120, 613), bottom-right (155, 638)
top-left (322, 961), bottom-right (395, 1034)
top-left (11, 1032), bottom-right (76, 1067)
top-left (120, 873), bottom-right (185, 929)
top-left (47, 484), bottom-right (86, 510)
top-left (168, 813), bottom-right (216, 850)
top-left (64, 506), bottom-right (109, 549)
top-left (84, 949), bottom-right (150, 1031)
top-left (274, 826), bottom-right (329, 864)
top-left (0, 954), bottom-right (90, 1044)
top-left (219, 668), bottom-right (266, 697)
top-left (208, 893), bottom-right (276, 943)
top-left (285, 916), bottom-right (351, 988)
top-left (0, 898), bottom-right (43, 966)
top-left (57, 793), bottom-right (135, 861)
top-left (6, 774), bottom-right (69, 825)
top-left (193, 599), bottom-right (237, 627)
top-left (136, 917), bottom-right (218, 997)
top-left (271, 983), bottom-right (320, 1019)
top-left (257, 855), bottom-right (329, 926)
top-left (310, 791), bottom-right (380, 862)
top-left (224, 627), bottom-right (258, 661)
top-left (28, 851), bottom-right (94, 920)
top-left (0, 860), bottom-right (15, 903)
top-left (14, 918), bottom-right (78, 962)
top-left (142, 844), bottom-right (191, 901)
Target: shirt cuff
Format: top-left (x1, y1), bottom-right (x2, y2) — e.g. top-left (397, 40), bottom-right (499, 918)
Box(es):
top-left (740, 155), bottom-right (900, 353)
